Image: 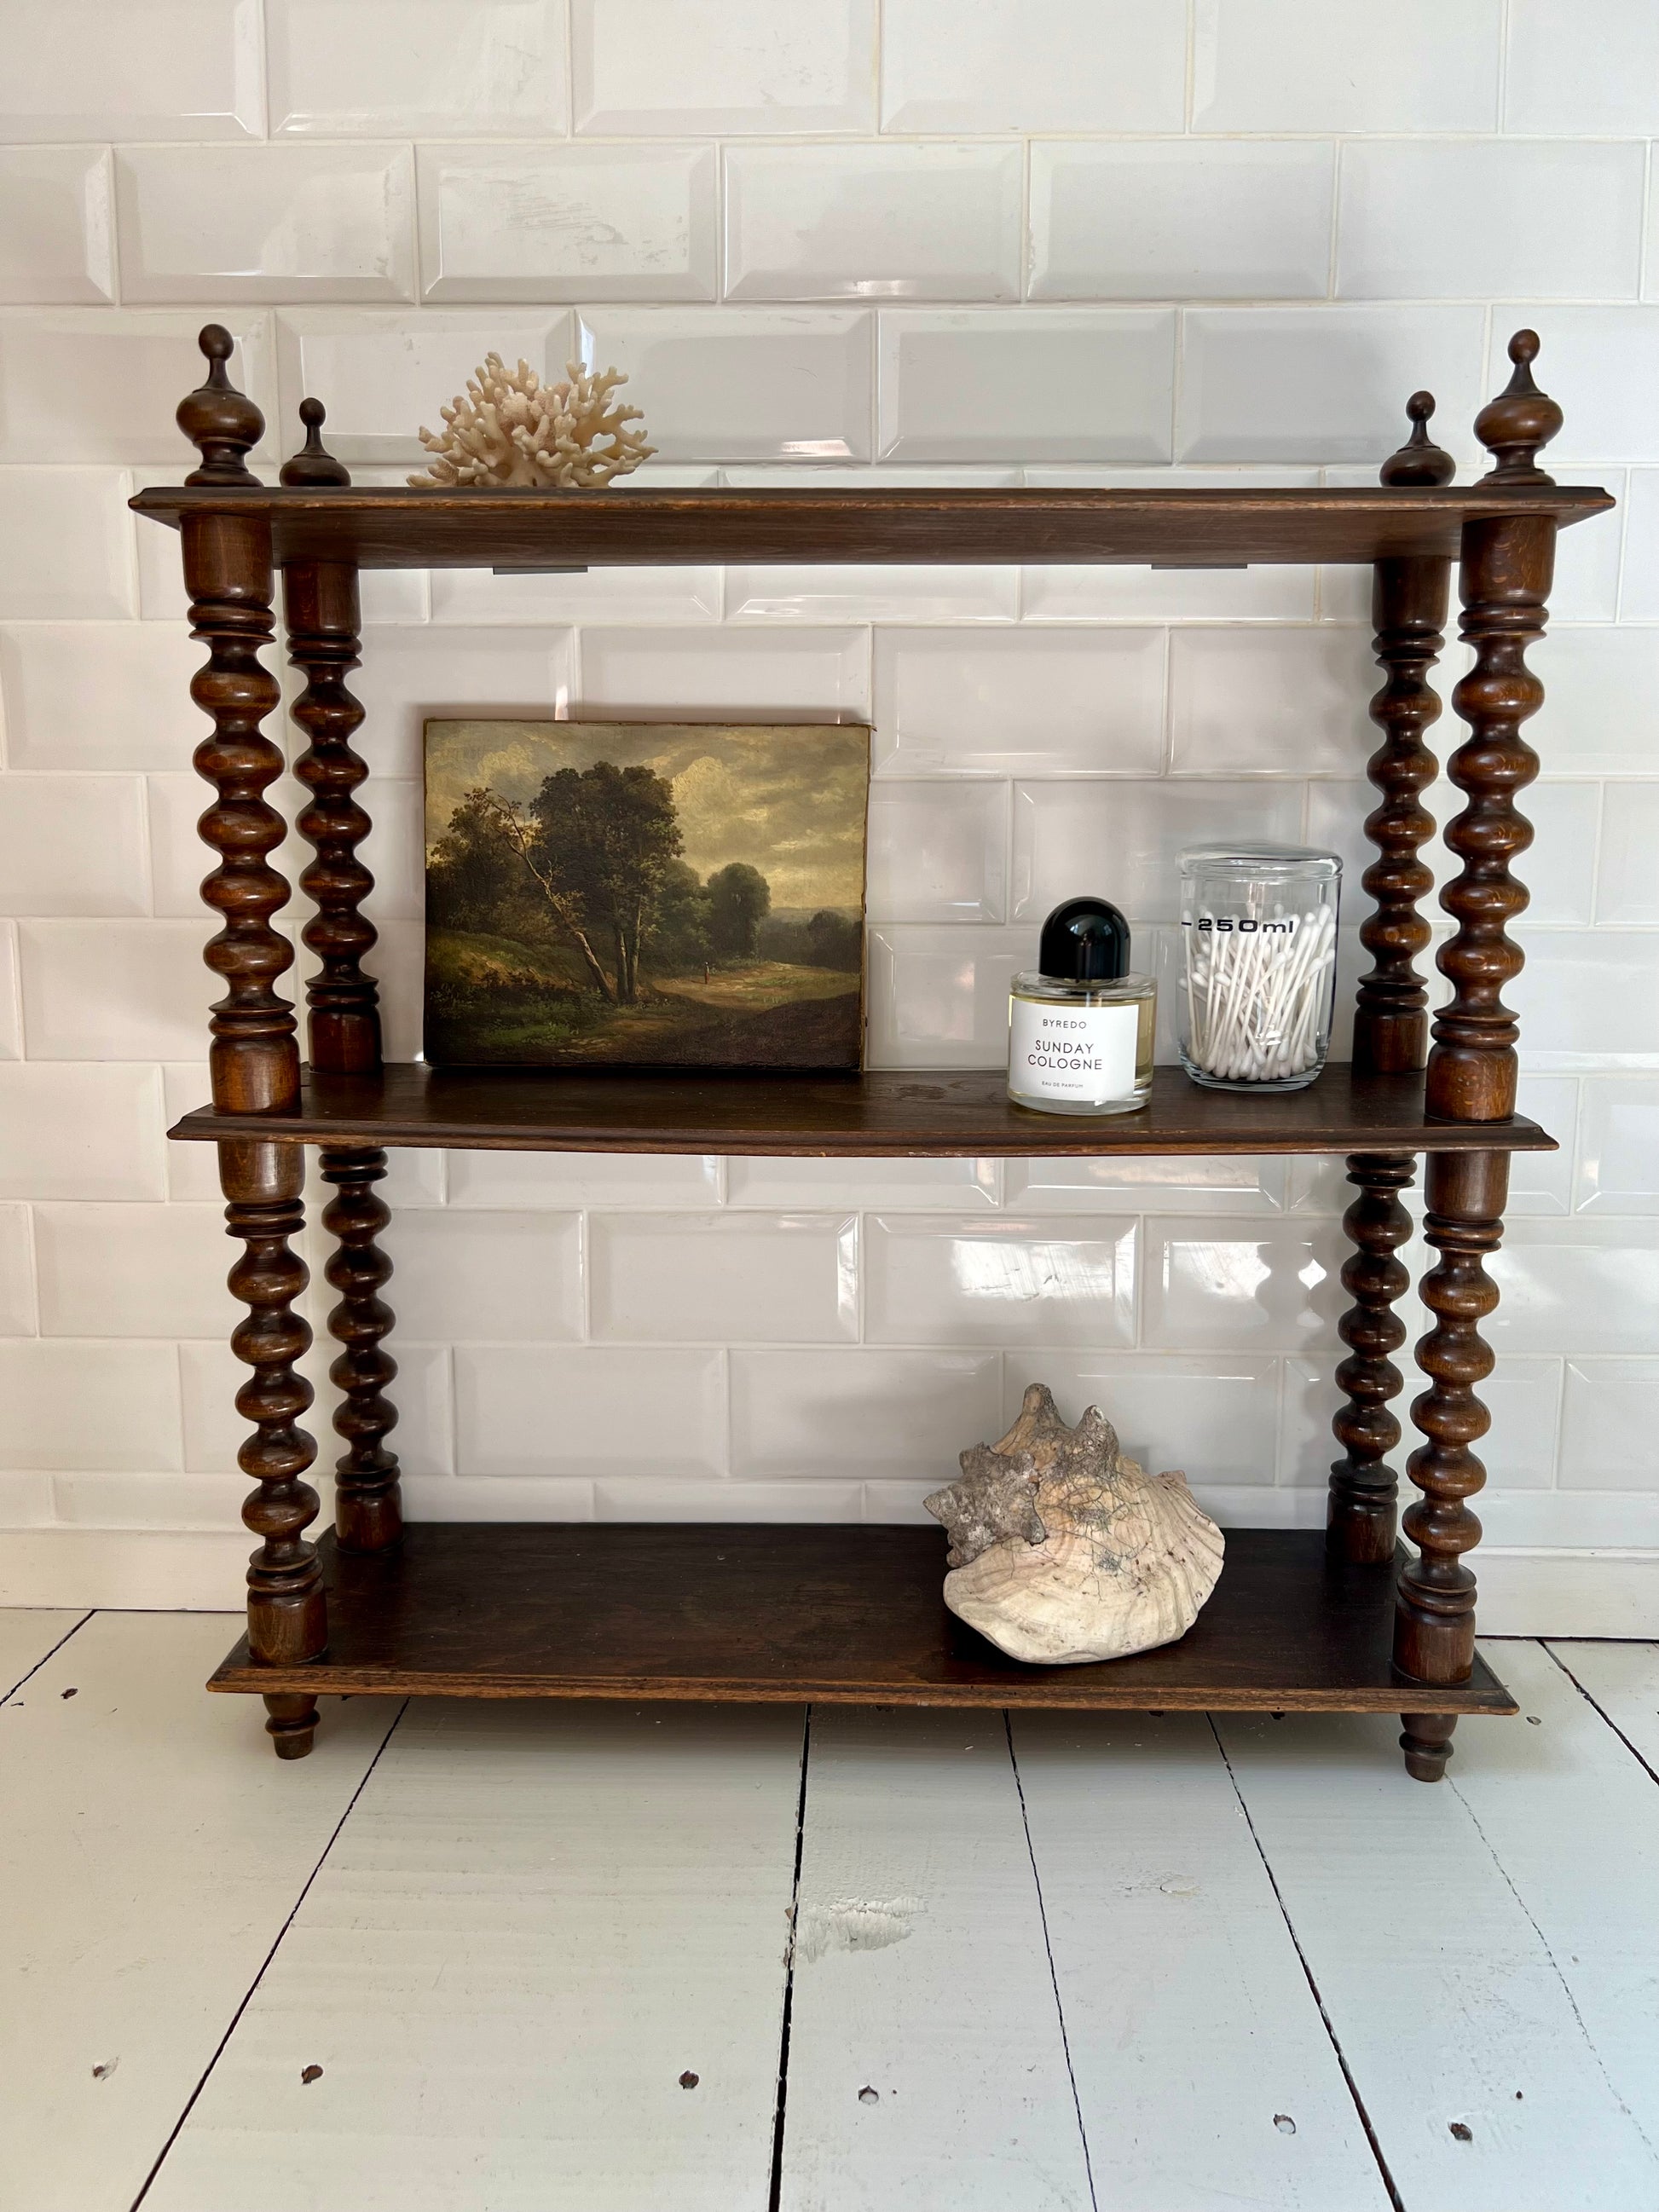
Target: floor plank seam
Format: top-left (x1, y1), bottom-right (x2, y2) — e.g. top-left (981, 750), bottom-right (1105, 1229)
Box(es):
top-left (1003, 1712), bottom-right (1100, 2212)
top-left (126, 1695), bottom-right (411, 2212)
top-left (766, 1705), bottom-right (812, 2212)
top-left (1541, 1643), bottom-right (1659, 1790)
top-left (1, 1610), bottom-right (94, 1704)
top-left (1447, 1769), bottom-right (1659, 2169)
top-left (1205, 1714), bottom-right (1406, 2212)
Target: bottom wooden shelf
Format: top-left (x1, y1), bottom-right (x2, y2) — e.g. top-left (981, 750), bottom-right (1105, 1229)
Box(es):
top-left (209, 1524), bottom-right (1516, 1716)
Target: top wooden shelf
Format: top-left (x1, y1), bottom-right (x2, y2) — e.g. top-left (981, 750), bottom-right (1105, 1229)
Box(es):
top-left (129, 482), bottom-right (1614, 572)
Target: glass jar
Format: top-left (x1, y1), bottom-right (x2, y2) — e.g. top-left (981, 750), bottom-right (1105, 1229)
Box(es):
top-left (1176, 845), bottom-right (1341, 1092)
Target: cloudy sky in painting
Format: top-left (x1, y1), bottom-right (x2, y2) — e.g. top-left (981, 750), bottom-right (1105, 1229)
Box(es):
top-left (425, 720), bottom-right (870, 910)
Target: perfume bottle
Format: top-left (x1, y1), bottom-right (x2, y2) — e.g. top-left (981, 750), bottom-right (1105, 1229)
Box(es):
top-left (1008, 898), bottom-right (1156, 1116)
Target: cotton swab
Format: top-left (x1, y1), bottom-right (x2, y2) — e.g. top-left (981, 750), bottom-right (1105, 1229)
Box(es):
top-left (1182, 904), bottom-right (1335, 1084)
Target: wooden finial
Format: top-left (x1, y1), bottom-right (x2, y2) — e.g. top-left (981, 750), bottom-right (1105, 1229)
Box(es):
top-left (1380, 390), bottom-right (1455, 488)
top-left (176, 324), bottom-right (263, 487)
top-left (1474, 329), bottom-right (1563, 486)
top-left (280, 397), bottom-right (351, 487)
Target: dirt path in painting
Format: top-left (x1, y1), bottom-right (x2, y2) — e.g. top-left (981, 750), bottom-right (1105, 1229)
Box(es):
top-left (555, 973), bottom-right (861, 1067)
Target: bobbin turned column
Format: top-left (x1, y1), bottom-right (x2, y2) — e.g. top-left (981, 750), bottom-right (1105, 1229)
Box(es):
top-left (1396, 1149), bottom-right (1507, 1782)
top-left (282, 401), bottom-right (381, 1079)
top-left (181, 330), bottom-right (298, 1118)
top-left (280, 401), bottom-right (402, 1554)
top-left (1328, 396), bottom-right (1454, 1565)
top-left (1356, 391), bottom-right (1454, 1079)
top-left (1427, 336), bottom-right (1559, 1126)
top-left (319, 1147), bottom-right (401, 1552)
top-left (179, 329), bottom-right (327, 1753)
top-left (1394, 332), bottom-right (1562, 1776)
top-left (1327, 1154), bottom-right (1416, 1565)
top-left (221, 1138), bottom-right (326, 1757)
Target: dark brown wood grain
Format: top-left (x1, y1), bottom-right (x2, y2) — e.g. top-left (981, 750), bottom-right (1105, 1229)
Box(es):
top-left (1475, 330), bottom-right (1564, 487)
top-left (1393, 1148), bottom-right (1510, 1779)
top-left (285, 558), bottom-right (381, 1076)
top-left (168, 1062), bottom-right (1557, 1159)
top-left (1385, 339), bottom-right (1569, 1776)
top-left (217, 1137), bottom-right (326, 1758)
top-left (206, 1524), bottom-right (1516, 1716)
top-left (280, 396), bottom-right (351, 490)
top-left (1356, 558), bottom-right (1448, 1073)
top-left (1400, 1712), bottom-right (1463, 1783)
top-left (130, 482), bottom-right (1612, 571)
top-left (1356, 395), bottom-right (1455, 1074)
top-left (184, 511), bottom-right (299, 1116)
top-left (176, 324), bottom-right (263, 488)
top-left (1427, 511), bottom-right (1552, 1121)
top-left (1327, 1154), bottom-right (1416, 1565)
top-left (319, 1146), bottom-right (402, 1555)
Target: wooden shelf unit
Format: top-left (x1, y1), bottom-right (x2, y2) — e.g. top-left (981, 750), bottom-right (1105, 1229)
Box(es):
top-left (138, 325), bottom-right (1607, 1779)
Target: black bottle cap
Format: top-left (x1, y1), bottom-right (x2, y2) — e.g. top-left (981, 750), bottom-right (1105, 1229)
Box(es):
top-left (1038, 897), bottom-right (1130, 982)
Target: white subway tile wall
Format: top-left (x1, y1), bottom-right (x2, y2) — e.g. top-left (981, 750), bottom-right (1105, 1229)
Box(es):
top-left (114, 141), bottom-right (419, 303)
top-left (571, 0), bottom-right (876, 138)
top-left (417, 143), bottom-right (716, 303)
top-left (0, 3), bottom-right (1654, 1566)
top-left (0, 148), bottom-right (116, 305)
top-left (724, 144), bottom-right (1024, 305)
top-left (1030, 141), bottom-right (1335, 303)
top-left (268, 0), bottom-right (569, 140)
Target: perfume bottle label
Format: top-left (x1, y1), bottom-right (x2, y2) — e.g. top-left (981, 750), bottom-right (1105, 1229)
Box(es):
top-left (1009, 999), bottom-right (1138, 1103)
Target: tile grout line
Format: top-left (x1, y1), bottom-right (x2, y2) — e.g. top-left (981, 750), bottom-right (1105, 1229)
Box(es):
top-left (1003, 1711), bottom-right (1099, 2212)
top-left (766, 1704), bottom-right (813, 2212)
top-left (1540, 1638), bottom-right (1659, 1789)
top-left (128, 1695), bottom-right (412, 2212)
top-left (1205, 1712), bottom-right (1406, 2212)
top-left (0, 1608), bottom-right (95, 1702)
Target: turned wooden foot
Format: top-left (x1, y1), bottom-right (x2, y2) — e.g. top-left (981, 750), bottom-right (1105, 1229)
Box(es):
top-left (263, 1691), bottom-right (319, 1759)
top-left (1400, 1711), bottom-right (1458, 1782)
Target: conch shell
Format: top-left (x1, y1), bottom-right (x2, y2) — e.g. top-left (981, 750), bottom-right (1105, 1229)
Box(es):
top-left (924, 1383), bottom-right (1223, 1666)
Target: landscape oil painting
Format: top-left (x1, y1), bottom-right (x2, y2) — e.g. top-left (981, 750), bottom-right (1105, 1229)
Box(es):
top-left (424, 720), bottom-right (870, 1070)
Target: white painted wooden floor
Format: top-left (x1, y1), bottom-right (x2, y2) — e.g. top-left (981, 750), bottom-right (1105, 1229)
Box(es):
top-left (3, 1613), bottom-right (1658, 2212)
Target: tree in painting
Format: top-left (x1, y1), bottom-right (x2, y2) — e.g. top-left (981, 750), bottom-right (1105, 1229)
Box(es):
top-left (706, 861), bottom-right (771, 959)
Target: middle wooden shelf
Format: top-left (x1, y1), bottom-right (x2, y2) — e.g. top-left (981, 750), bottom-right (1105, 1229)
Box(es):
top-left (169, 1061), bottom-right (1558, 1159)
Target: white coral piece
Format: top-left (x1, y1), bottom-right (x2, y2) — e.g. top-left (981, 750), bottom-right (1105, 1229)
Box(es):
top-left (408, 355), bottom-right (655, 489)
